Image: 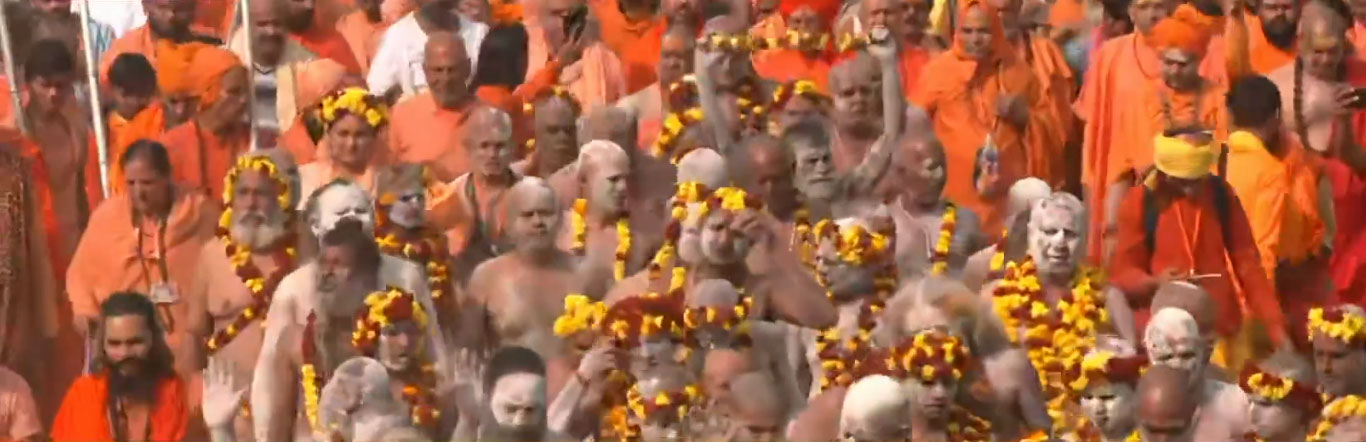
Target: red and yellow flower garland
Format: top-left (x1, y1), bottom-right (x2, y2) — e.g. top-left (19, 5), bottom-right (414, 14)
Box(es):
top-left (810, 220), bottom-right (897, 391)
top-left (375, 194), bottom-right (454, 305)
top-left (883, 330), bottom-right (991, 441)
top-left (929, 203), bottom-right (957, 276)
top-left (208, 155), bottom-right (298, 353)
top-left (351, 287), bottom-right (439, 430)
top-left (301, 312), bottom-right (324, 434)
top-left (1310, 395), bottom-right (1366, 441)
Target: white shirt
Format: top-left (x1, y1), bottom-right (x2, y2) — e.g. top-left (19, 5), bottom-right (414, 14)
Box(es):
top-left (366, 12), bottom-right (487, 99)
top-left (72, 0), bottom-right (146, 38)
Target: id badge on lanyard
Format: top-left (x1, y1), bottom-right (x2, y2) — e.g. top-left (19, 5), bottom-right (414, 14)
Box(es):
top-left (137, 221), bottom-right (177, 333)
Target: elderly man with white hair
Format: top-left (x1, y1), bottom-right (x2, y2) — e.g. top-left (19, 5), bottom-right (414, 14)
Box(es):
top-left (840, 375), bottom-right (911, 441)
top-left (556, 140), bottom-right (665, 297)
top-left (1143, 307), bottom-right (1253, 440)
top-left (960, 177), bottom-right (1051, 290)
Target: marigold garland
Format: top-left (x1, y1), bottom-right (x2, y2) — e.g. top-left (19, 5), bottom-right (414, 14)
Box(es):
top-left (349, 287), bottom-right (440, 431)
top-left (930, 203), bottom-right (957, 276)
top-left (945, 405), bottom-right (993, 442)
top-left (1310, 395), bottom-right (1366, 441)
top-left (810, 219), bottom-right (897, 391)
top-left (649, 181), bottom-right (707, 283)
top-left (319, 87), bottom-right (388, 129)
top-left (375, 193), bottom-right (453, 304)
top-left (652, 106), bottom-right (705, 161)
top-left (208, 155), bottom-right (298, 353)
top-left (992, 256), bottom-right (1109, 434)
top-left (570, 198), bottom-right (632, 280)
top-left (1308, 306), bottom-right (1366, 347)
top-left (987, 228), bottom-right (1009, 280)
top-left (626, 383), bottom-right (703, 422)
top-left (301, 312), bottom-right (324, 435)
top-left (1239, 365), bottom-right (1323, 417)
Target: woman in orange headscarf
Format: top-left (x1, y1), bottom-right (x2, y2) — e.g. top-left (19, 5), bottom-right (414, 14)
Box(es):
top-left (911, 0), bottom-right (1060, 234)
top-left (157, 44), bottom-right (251, 199)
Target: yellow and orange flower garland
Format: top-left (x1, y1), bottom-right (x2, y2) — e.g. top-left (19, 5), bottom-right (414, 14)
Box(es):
top-left (1239, 365), bottom-right (1322, 418)
top-left (208, 155), bottom-right (298, 353)
top-left (626, 383), bottom-right (703, 423)
top-left (1308, 306), bottom-right (1366, 347)
top-left (1310, 395), bottom-right (1366, 441)
top-left (570, 198), bottom-right (632, 281)
top-left (1068, 350), bottom-right (1149, 441)
top-left (987, 228), bottom-right (1009, 280)
top-left (930, 204), bottom-right (957, 276)
top-left (351, 287), bottom-right (440, 431)
top-left (810, 219), bottom-right (897, 391)
top-left (883, 330), bottom-right (991, 441)
top-left (301, 312), bottom-right (324, 434)
top-left (374, 192), bottom-right (454, 308)
top-left (649, 181), bottom-right (707, 286)
top-left (991, 256), bottom-right (1108, 434)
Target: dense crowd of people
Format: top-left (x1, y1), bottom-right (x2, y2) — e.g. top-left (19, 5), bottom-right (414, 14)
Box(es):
top-left (3, 0), bottom-right (1366, 440)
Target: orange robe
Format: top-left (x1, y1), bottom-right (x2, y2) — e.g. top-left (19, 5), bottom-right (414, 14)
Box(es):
top-left (526, 25), bottom-right (627, 112)
top-left (335, 10), bottom-right (393, 74)
top-left (292, 23), bottom-right (364, 74)
top-left (912, 0), bottom-right (1061, 234)
top-left (1244, 15), bottom-right (1296, 75)
top-left (1109, 180), bottom-right (1288, 347)
top-left (158, 121), bottom-right (251, 200)
top-left (1224, 130), bottom-right (1326, 347)
top-left (1012, 33), bottom-right (1075, 187)
top-left (899, 45), bottom-right (932, 100)
top-left (64, 188), bottom-right (218, 380)
top-left (753, 49), bottom-right (832, 92)
top-left (389, 93), bottom-right (475, 178)
top-left (280, 117), bottom-right (320, 165)
top-left (51, 374), bottom-right (188, 442)
top-left (1075, 32), bottom-right (1226, 260)
top-left (0, 147), bottom-right (62, 424)
top-left (592, 0), bottom-right (665, 94)
top-left (106, 104), bottom-right (169, 196)
top-left (193, 0), bottom-right (238, 40)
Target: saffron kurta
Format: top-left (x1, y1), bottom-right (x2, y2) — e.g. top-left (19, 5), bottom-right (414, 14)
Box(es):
top-left (1108, 181), bottom-right (1288, 346)
top-left (592, 0), bottom-right (666, 94)
top-left (388, 93), bottom-right (474, 178)
top-left (107, 104), bottom-right (169, 196)
top-left (525, 26), bottom-right (627, 112)
top-left (159, 121), bottom-right (251, 200)
top-left (52, 374), bottom-right (188, 442)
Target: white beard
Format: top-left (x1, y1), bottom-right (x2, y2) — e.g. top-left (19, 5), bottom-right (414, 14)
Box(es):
top-left (229, 218), bottom-right (290, 250)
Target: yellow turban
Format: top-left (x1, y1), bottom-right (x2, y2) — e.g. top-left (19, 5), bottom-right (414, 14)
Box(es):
top-left (1152, 133), bottom-right (1216, 179)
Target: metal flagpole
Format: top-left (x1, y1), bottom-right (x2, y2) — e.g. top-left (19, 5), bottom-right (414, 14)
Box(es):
top-left (0, 1), bottom-right (25, 135)
top-left (79, 0), bottom-right (111, 198)
top-left (241, 0), bottom-right (259, 150)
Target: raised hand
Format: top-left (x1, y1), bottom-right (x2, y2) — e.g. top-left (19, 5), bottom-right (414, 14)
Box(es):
top-left (202, 357), bottom-right (247, 430)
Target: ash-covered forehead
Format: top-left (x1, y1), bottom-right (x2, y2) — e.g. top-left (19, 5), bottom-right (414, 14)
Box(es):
top-left (313, 181), bottom-right (371, 214)
top-left (465, 105), bottom-right (513, 139)
top-left (579, 140), bottom-right (629, 172)
top-left (1144, 307), bottom-right (1200, 351)
top-left (1029, 192), bottom-right (1085, 231)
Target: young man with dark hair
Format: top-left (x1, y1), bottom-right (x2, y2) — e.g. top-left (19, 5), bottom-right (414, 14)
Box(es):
top-left (1223, 73), bottom-right (1330, 347)
top-left (104, 52), bottom-right (166, 196)
top-left (51, 292), bottom-right (189, 441)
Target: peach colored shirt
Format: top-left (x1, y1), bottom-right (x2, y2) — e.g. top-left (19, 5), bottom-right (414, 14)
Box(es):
top-left (0, 367), bottom-right (40, 442)
top-left (389, 93), bottom-right (474, 177)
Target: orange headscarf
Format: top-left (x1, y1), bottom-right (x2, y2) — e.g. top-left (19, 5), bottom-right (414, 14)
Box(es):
top-left (778, 0), bottom-right (841, 28)
top-left (1150, 4), bottom-right (1216, 57)
top-left (154, 40), bottom-right (206, 96)
top-left (187, 46), bottom-right (244, 110)
top-left (934, 0), bottom-right (1012, 86)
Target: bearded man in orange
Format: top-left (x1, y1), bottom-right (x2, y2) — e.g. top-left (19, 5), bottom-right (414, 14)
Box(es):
top-left (1109, 129), bottom-right (1289, 369)
top-left (1246, 0), bottom-right (1302, 73)
top-left (753, 0), bottom-right (840, 90)
top-left (280, 0), bottom-right (363, 73)
top-left (67, 140), bottom-right (219, 388)
top-left (98, 0), bottom-right (221, 81)
top-left (52, 293), bottom-right (188, 442)
top-left (857, 0), bottom-right (931, 98)
top-left (158, 44), bottom-right (251, 200)
top-left (184, 151), bottom-right (302, 439)
top-left (912, 0), bottom-right (1061, 234)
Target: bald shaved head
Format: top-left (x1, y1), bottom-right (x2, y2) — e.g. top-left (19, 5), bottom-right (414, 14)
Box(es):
top-left (578, 140), bottom-right (630, 215)
top-left (1151, 282), bottom-right (1215, 337)
top-left (1007, 177), bottom-right (1050, 217)
top-left (727, 372), bottom-right (785, 437)
top-left (689, 278), bottom-right (741, 307)
top-left (462, 105), bottom-right (515, 179)
top-left (424, 31), bottom-right (471, 108)
top-left (677, 148), bottom-right (728, 190)
top-left (582, 107), bottom-right (638, 152)
top-left (505, 177), bottom-right (560, 253)
top-left (841, 375), bottom-right (910, 440)
top-left (1145, 307), bottom-right (1207, 386)
top-left (1136, 365), bottom-right (1199, 439)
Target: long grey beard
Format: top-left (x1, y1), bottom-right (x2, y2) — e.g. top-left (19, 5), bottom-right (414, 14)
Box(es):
top-left (229, 216), bottom-right (289, 249)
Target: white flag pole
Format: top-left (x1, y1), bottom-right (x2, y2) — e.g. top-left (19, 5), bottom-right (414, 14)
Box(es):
top-left (0, 1), bottom-right (24, 135)
top-left (79, 0), bottom-right (110, 198)
top-left (240, 0), bottom-right (259, 150)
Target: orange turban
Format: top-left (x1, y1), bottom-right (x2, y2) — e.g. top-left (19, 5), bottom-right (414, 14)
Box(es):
top-left (187, 45), bottom-right (244, 110)
top-left (154, 40), bottom-right (208, 95)
top-left (1149, 4), bottom-right (1216, 57)
top-left (778, 0), bottom-right (841, 28)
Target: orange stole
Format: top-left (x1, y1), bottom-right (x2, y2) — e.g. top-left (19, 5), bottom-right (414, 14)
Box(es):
top-left (107, 104), bottom-right (169, 196)
top-left (51, 375), bottom-right (188, 442)
top-left (1244, 15), bottom-right (1296, 75)
top-left (1015, 34), bottom-right (1075, 187)
top-left (592, 0), bottom-right (666, 94)
top-left (159, 121), bottom-right (250, 200)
